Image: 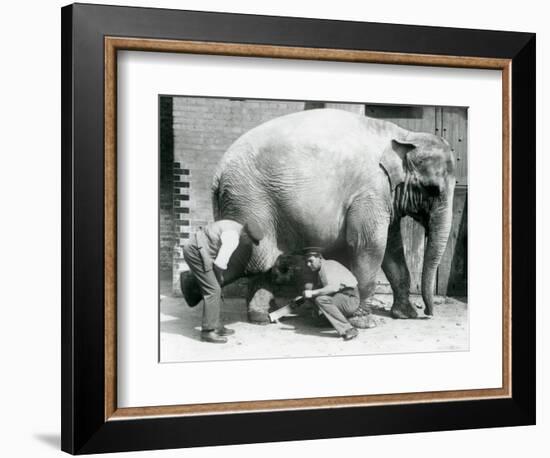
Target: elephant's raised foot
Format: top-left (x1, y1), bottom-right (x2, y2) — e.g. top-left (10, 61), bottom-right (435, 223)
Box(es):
top-left (247, 310), bottom-right (271, 324)
top-left (246, 275), bottom-right (275, 324)
top-left (390, 301), bottom-right (419, 319)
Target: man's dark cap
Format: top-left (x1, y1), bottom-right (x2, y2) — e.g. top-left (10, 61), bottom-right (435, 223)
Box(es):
top-left (302, 246), bottom-right (323, 257)
top-left (244, 220), bottom-right (264, 245)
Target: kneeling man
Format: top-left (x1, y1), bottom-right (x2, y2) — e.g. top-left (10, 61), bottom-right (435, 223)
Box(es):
top-left (302, 248), bottom-right (360, 341)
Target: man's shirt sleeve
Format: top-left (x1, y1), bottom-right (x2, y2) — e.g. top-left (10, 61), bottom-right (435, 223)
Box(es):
top-left (213, 230), bottom-right (240, 269)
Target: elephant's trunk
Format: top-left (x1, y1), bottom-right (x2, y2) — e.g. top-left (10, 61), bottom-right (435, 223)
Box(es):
top-left (421, 182), bottom-right (455, 315)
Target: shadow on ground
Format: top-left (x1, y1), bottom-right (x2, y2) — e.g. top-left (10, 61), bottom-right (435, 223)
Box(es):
top-left (33, 433), bottom-right (60, 450)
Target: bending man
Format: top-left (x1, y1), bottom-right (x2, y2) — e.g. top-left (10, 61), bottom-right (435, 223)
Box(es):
top-left (182, 219), bottom-right (263, 343)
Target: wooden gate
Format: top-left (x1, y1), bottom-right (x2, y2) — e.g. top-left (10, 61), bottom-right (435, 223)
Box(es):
top-left (364, 105), bottom-right (468, 298)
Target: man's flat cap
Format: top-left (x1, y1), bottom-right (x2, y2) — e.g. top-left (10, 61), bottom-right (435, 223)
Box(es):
top-left (302, 246), bottom-right (323, 257)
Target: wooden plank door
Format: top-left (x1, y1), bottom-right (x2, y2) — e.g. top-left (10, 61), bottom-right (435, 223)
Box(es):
top-left (437, 108), bottom-right (468, 297)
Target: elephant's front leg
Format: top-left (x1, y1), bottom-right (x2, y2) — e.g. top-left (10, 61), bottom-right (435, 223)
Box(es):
top-left (246, 273), bottom-right (276, 324)
top-left (382, 221), bottom-right (418, 319)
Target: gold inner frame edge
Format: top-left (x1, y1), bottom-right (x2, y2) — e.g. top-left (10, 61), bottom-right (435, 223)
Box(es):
top-left (104, 37), bottom-right (512, 421)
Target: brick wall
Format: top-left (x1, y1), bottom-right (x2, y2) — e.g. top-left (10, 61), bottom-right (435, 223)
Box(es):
top-left (159, 97), bottom-right (174, 271)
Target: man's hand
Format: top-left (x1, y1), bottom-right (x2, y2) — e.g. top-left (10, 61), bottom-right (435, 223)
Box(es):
top-left (213, 264), bottom-right (225, 285)
top-left (303, 290), bottom-right (314, 299)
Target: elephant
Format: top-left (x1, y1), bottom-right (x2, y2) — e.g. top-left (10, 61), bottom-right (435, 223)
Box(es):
top-left (206, 108), bottom-right (456, 323)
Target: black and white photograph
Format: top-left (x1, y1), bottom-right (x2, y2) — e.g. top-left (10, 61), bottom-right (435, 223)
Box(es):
top-left (159, 97), bottom-right (468, 362)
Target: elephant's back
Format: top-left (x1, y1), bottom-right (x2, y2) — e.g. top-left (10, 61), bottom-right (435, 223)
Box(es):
top-left (244, 109), bottom-right (391, 193)
top-left (220, 109), bottom-right (397, 168)
top-left (243, 109), bottom-right (395, 166)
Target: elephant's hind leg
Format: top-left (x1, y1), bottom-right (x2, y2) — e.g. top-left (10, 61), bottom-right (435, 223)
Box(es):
top-left (382, 221), bottom-right (419, 319)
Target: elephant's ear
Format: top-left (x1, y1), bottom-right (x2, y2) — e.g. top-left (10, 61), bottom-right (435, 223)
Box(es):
top-left (379, 139), bottom-right (416, 191)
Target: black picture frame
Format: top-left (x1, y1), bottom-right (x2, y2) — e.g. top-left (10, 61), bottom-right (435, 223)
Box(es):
top-left (61, 3), bottom-right (535, 454)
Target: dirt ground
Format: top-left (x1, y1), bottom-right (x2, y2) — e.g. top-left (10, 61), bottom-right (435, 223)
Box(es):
top-left (160, 277), bottom-right (468, 363)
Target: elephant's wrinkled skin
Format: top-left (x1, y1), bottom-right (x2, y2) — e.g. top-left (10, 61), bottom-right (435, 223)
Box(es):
top-left (211, 108), bottom-right (455, 322)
